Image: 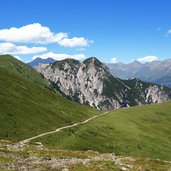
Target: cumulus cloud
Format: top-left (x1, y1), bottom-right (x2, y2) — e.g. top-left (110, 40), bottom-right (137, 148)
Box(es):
top-left (14, 55), bottom-right (22, 60)
top-left (58, 37), bottom-right (93, 47)
top-left (111, 57), bottom-right (117, 63)
top-left (0, 42), bottom-right (47, 55)
top-left (32, 52), bottom-right (86, 60)
top-left (0, 23), bottom-right (92, 47)
top-left (0, 23), bottom-right (66, 44)
top-left (137, 56), bottom-right (158, 63)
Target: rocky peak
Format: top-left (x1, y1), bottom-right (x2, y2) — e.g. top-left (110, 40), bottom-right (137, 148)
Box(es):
top-left (83, 57), bottom-right (102, 66)
top-left (51, 58), bottom-right (80, 70)
top-left (131, 60), bottom-right (141, 65)
top-left (36, 57), bottom-right (171, 110)
top-left (83, 57), bottom-right (110, 74)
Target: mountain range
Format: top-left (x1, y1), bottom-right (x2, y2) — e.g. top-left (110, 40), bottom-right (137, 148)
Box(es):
top-left (35, 57), bottom-right (171, 110)
top-left (107, 59), bottom-right (171, 88)
top-left (28, 57), bottom-right (171, 88)
top-left (28, 57), bottom-right (55, 68)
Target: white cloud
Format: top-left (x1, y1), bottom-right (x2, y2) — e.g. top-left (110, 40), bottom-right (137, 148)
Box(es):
top-left (32, 52), bottom-right (86, 60)
top-left (58, 37), bottom-right (93, 47)
top-left (111, 57), bottom-right (117, 63)
top-left (137, 56), bottom-right (158, 63)
top-left (14, 55), bottom-right (21, 60)
top-left (0, 23), bottom-right (92, 47)
top-left (0, 42), bottom-right (47, 55)
top-left (0, 23), bottom-right (66, 44)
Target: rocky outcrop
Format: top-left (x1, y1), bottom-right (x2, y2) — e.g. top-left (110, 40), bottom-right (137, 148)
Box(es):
top-left (3, 141), bottom-right (169, 171)
top-left (145, 85), bottom-right (170, 103)
top-left (36, 57), bottom-right (120, 110)
top-left (36, 57), bottom-right (171, 110)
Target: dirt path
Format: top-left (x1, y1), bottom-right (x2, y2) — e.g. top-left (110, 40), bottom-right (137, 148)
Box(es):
top-left (20, 112), bottom-right (108, 144)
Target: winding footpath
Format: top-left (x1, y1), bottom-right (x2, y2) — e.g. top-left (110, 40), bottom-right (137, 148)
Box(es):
top-left (20, 112), bottom-right (108, 144)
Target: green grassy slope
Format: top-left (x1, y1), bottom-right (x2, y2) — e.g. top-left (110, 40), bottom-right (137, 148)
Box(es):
top-left (0, 55), bottom-right (101, 141)
top-left (0, 54), bottom-right (50, 88)
top-left (35, 102), bottom-right (171, 160)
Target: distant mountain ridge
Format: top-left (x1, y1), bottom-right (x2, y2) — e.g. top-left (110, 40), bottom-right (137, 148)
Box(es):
top-left (36, 57), bottom-right (171, 110)
top-left (28, 57), bottom-right (171, 88)
top-left (28, 57), bottom-right (55, 68)
top-left (107, 59), bottom-right (171, 88)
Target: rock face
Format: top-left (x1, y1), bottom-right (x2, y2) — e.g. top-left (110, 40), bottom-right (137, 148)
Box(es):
top-left (145, 85), bottom-right (169, 103)
top-left (36, 57), bottom-right (171, 110)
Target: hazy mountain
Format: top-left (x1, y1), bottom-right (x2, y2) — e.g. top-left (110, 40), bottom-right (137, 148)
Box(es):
top-left (36, 57), bottom-right (171, 110)
top-left (108, 59), bottom-right (171, 87)
top-left (28, 57), bottom-right (55, 68)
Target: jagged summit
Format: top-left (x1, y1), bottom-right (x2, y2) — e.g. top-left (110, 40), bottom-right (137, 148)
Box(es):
top-left (84, 57), bottom-right (100, 63)
top-left (83, 57), bottom-right (104, 66)
top-left (83, 57), bottom-right (110, 74)
top-left (56, 58), bottom-right (80, 64)
top-left (51, 58), bottom-right (80, 70)
top-left (50, 57), bottom-right (103, 68)
top-left (35, 57), bottom-right (171, 110)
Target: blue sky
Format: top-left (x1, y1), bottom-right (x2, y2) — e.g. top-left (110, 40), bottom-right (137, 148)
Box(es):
top-left (0, 0), bottom-right (171, 63)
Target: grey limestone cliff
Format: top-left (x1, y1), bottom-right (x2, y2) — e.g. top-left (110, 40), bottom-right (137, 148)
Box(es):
top-left (36, 57), bottom-right (171, 110)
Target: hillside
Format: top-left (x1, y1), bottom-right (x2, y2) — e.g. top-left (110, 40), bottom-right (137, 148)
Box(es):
top-left (36, 57), bottom-right (171, 110)
top-left (34, 101), bottom-right (171, 160)
top-left (0, 54), bottom-right (50, 89)
top-left (0, 55), bottom-right (101, 141)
